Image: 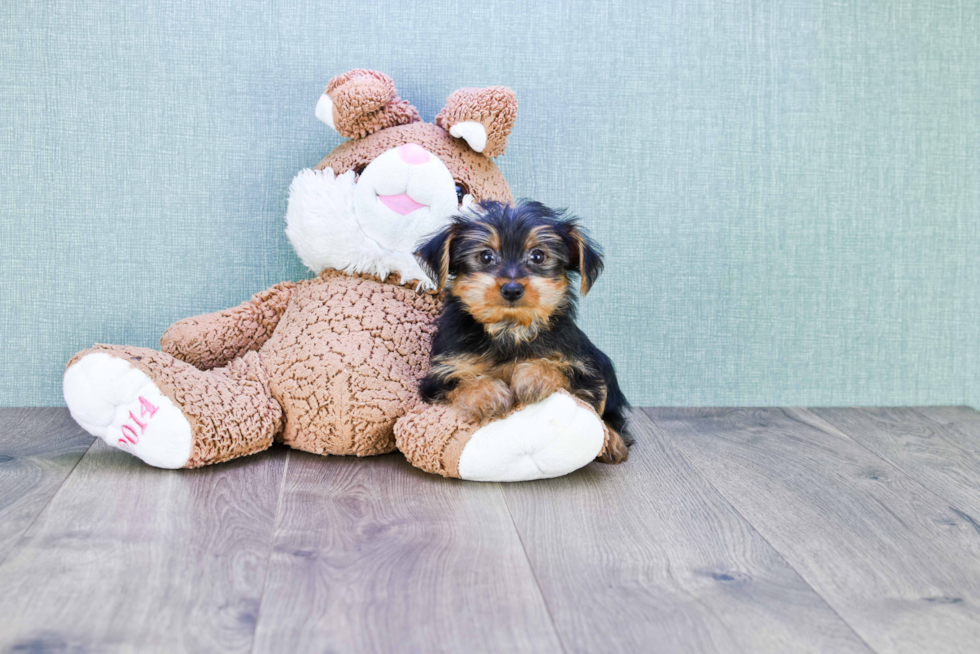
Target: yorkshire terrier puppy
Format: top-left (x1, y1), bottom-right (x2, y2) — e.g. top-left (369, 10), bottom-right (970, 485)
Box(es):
top-left (414, 200), bottom-right (631, 464)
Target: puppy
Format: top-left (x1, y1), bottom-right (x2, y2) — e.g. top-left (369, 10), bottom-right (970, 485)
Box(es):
top-left (414, 200), bottom-right (631, 464)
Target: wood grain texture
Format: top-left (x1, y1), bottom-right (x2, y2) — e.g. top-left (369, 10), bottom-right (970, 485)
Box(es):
top-left (812, 406), bottom-right (980, 516)
top-left (0, 439), bottom-right (287, 654)
top-left (251, 451), bottom-right (563, 654)
top-left (501, 411), bottom-right (872, 654)
top-left (647, 407), bottom-right (980, 654)
top-left (0, 408), bottom-right (93, 565)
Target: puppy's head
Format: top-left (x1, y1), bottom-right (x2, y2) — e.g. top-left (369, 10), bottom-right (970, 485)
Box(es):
top-left (415, 200), bottom-right (603, 335)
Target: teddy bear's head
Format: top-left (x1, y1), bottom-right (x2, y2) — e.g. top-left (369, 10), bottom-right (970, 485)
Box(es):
top-left (286, 69), bottom-right (517, 289)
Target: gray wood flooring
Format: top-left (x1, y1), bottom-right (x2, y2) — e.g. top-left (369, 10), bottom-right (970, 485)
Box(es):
top-left (1, 407), bottom-right (979, 653)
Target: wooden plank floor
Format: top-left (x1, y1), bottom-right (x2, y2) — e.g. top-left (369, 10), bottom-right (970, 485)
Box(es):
top-left (1, 407), bottom-right (979, 653)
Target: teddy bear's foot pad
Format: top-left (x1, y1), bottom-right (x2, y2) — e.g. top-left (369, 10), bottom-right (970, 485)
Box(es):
top-left (457, 393), bottom-right (605, 482)
top-left (64, 353), bottom-right (192, 469)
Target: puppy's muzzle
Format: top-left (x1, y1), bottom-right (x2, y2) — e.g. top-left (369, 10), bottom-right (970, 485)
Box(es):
top-left (500, 282), bottom-right (525, 302)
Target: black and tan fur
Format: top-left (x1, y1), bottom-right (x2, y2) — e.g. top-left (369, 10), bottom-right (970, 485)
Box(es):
top-left (415, 200), bottom-right (631, 464)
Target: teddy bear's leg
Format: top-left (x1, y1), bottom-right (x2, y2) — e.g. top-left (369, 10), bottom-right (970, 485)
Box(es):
top-left (394, 391), bottom-right (608, 482)
top-left (64, 345), bottom-right (282, 469)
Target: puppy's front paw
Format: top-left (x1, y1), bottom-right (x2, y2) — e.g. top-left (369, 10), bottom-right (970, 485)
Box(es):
top-left (449, 377), bottom-right (514, 422)
top-left (511, 360), bottom-right (568, 407)
top-left (598, 428), bottom-right (629, 464)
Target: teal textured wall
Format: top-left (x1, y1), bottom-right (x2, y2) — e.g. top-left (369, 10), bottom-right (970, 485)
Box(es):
top-left (2, 0), bottom-right (978, 407)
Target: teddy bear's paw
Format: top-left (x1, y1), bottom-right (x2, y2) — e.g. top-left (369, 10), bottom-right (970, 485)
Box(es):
top-left (64, 353), bottom-right (192, 469)
top-left (457, 392), bottom-right (605, 482)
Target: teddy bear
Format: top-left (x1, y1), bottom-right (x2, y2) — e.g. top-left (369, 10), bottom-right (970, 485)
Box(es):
top-left (62, 69), bottom-right (613, 482)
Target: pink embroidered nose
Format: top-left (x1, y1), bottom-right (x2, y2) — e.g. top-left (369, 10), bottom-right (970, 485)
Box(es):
top-left (378, 193), bottom-right (427, 215)
top-left (398, 143), bottom-right (430, 165)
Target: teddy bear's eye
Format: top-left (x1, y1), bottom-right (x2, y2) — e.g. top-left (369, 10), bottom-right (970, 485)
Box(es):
top-left (479, 250), bottom-right (494, 265)
top-left (454, 181), bottom-right (470, 205)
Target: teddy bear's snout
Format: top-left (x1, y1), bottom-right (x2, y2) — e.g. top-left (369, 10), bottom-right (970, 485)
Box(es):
top-left (398, 143), bottom-right (430, 165)
top-left (353, 144), bottom-right (458, 223)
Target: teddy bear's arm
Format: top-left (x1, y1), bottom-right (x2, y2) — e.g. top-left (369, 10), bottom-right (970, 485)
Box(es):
top-left (160, 281), bottom-right (298, 370)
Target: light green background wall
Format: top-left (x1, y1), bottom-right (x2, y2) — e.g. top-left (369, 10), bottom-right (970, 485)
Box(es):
top-left (2, 0), bottom-right (978, 407)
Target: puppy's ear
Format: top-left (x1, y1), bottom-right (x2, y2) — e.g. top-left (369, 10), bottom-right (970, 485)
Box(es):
top-left (562, 222), bottom-right (604, 296)
top-left (415, 223), bottom-right (459, 291)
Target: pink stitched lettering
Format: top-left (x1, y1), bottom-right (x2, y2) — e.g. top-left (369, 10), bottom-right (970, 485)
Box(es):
top-left (116, 397), bottom-right (159, 450)
top-left (139, 396), bottom-right (159, 418)
top-left (121, 425), bottom-right (139, 444)
top-left (129, 411), bottom-right (148, 433)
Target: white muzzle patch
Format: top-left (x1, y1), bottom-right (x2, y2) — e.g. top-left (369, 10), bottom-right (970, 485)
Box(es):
top-left (353, 143), bottom-right (460, 255)
top-left (286, 143), bottom-right (469, 289)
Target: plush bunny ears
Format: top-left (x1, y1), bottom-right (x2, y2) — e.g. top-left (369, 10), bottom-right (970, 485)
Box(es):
top-left (316, 69), bottom-right (421, 139)
top-left (316, 70), bottom-right (517, 158)
top-left (434, 86), bottom-right (517, 158)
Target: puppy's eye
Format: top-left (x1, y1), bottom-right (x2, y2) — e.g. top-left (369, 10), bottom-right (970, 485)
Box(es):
top-left (529, 249), bottom-right (546, 265)
top-left (454, 181), bottom-right (469, 205)
top-left (479, 250), bottom-right (494, 265)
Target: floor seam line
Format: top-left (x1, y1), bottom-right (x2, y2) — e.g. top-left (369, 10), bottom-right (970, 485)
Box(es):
top-left (498, 483), bottom-right (569, 654)
top-left (642, 408), bottom-right (881, 654)
top-left (248, 448), bottom-right (291, 654)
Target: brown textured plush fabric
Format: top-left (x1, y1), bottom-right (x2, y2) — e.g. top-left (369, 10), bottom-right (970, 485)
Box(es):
top-left (67, 345), bottom-right (283, 468)
top-left (435, 86), bottom-right (518, 158)
top-left (261, 270), bottom-right (440, 456)
top-left (152, 270), bottom-right (440, 464)
top-left (325, 69), bottom-right (421, 139)
top-left (395, 390), bottom-right (611, 479)
top-left (316, 122), bottom-right (513, 204)
top-left (394, 402), bottom-right (475, 478)
top-left (161, 281), bottom-right (300, 370)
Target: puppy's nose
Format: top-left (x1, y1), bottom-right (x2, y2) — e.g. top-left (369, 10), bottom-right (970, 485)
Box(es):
top-left (500, 282), bottom-right (525, 302)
